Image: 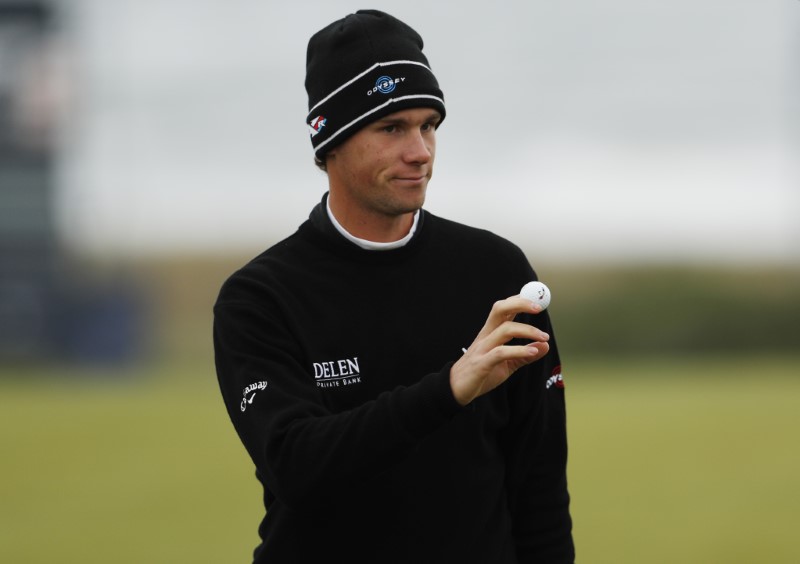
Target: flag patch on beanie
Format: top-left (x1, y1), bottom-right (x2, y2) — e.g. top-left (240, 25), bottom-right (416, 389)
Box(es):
top-left (308, 116), bottom-right (327, 137)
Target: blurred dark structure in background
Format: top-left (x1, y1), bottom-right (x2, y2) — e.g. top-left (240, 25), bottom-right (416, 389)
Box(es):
top-left (0, 0), bottom-right (147, 366)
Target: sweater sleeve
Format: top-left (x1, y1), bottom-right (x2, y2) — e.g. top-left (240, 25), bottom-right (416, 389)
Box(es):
top-left (502, 311), bottom-right (575, 563)
top-left (213, 288), bottom-right (463, 511)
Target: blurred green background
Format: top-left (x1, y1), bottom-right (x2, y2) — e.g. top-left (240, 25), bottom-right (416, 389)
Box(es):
top-left (2, 257), bottom-right (798, 563)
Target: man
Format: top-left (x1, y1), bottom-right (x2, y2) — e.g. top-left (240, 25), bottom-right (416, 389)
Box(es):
top-left (214, 9), bottom-right (574, 563)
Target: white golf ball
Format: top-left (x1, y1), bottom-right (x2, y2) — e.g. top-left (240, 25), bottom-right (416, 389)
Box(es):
top-left (520, 281), bottom-right (551, 310)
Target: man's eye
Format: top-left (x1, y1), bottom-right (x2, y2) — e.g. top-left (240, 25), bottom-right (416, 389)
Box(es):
top-left (383, 125), bottom-right (396, 133)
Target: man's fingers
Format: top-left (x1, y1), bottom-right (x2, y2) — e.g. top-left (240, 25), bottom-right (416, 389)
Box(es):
top-left (485, 340), bottom-right (550, 365)
top-left (475, 296), bottom-right (543, 340)
top-left (475, 320), bottom-right (549, 353)
top-left (490, 296), bottom-right (542, 320)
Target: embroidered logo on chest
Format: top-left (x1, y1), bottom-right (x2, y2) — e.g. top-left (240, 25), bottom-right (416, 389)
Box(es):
top-left (312, 356), bottom-right (362, 388)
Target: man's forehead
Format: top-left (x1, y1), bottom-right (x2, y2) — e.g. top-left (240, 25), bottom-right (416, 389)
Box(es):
top-left (375, 108), bottom-right (442, 123)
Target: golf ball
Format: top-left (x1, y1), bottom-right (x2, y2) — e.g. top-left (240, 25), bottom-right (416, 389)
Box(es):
top-left (520, 281), bottom-right (551, 310)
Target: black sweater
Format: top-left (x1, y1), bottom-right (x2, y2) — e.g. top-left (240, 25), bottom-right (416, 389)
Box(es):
top-left (213, 195), bottom-right (574, 563)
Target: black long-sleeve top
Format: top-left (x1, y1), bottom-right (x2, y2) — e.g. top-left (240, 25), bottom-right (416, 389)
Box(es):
top-left (213, 194), bottom-right (574, 563)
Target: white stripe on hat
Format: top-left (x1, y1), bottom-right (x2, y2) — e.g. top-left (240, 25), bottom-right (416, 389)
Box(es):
top-left (308, 60), bottom-right (434, 114)
top-left (313, 93), bottom-right (445, 154)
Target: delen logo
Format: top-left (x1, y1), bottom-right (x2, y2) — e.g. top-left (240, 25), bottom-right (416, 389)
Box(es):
top-left (313, 356), bottom-right (362, 388)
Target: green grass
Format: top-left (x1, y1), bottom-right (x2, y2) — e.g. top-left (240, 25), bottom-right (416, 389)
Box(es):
top-left (1, 355), bottom-right (799, 563)
top-left (0, 363), bottom-right (261, 563)
top-left (567, 355), bottom-right (800, 564)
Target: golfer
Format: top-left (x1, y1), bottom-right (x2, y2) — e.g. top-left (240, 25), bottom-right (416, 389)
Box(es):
top-left (214, 9), bottom-right (575, 563)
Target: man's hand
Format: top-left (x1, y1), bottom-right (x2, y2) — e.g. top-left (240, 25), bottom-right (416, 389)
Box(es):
top-left (450, 296), bottom-right (549, 406)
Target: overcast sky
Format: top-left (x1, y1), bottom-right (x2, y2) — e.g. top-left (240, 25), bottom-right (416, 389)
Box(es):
top-left (54, 0), bottom-right (799, 263)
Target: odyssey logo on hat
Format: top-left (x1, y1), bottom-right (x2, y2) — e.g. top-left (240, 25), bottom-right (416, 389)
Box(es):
top-left (369, 75), bottom-right (406, 96)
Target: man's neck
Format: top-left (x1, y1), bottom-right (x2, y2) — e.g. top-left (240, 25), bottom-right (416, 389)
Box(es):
top-left (327, 193), bottom-right (417, 242)
top-left (326, 196), bottom-right (419, 251)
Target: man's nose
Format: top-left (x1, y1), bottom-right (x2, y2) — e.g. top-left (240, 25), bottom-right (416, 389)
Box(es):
top-left (402, 130), bottom-right (433, 164)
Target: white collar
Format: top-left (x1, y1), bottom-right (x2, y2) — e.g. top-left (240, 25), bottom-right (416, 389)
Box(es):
top-left (326, 197), bottom-right (419, 251)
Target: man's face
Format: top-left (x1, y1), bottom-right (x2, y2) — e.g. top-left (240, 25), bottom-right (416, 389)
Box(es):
top-left (326, 107), bottom-right (441, 220)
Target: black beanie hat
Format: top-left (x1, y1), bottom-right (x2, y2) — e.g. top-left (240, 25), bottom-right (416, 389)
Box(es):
top-left (305, 10), bottom-right (446, 159)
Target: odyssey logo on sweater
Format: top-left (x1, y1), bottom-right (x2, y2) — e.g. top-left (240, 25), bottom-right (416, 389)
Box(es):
top-left (313, 356), bottom-right (362, 388)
